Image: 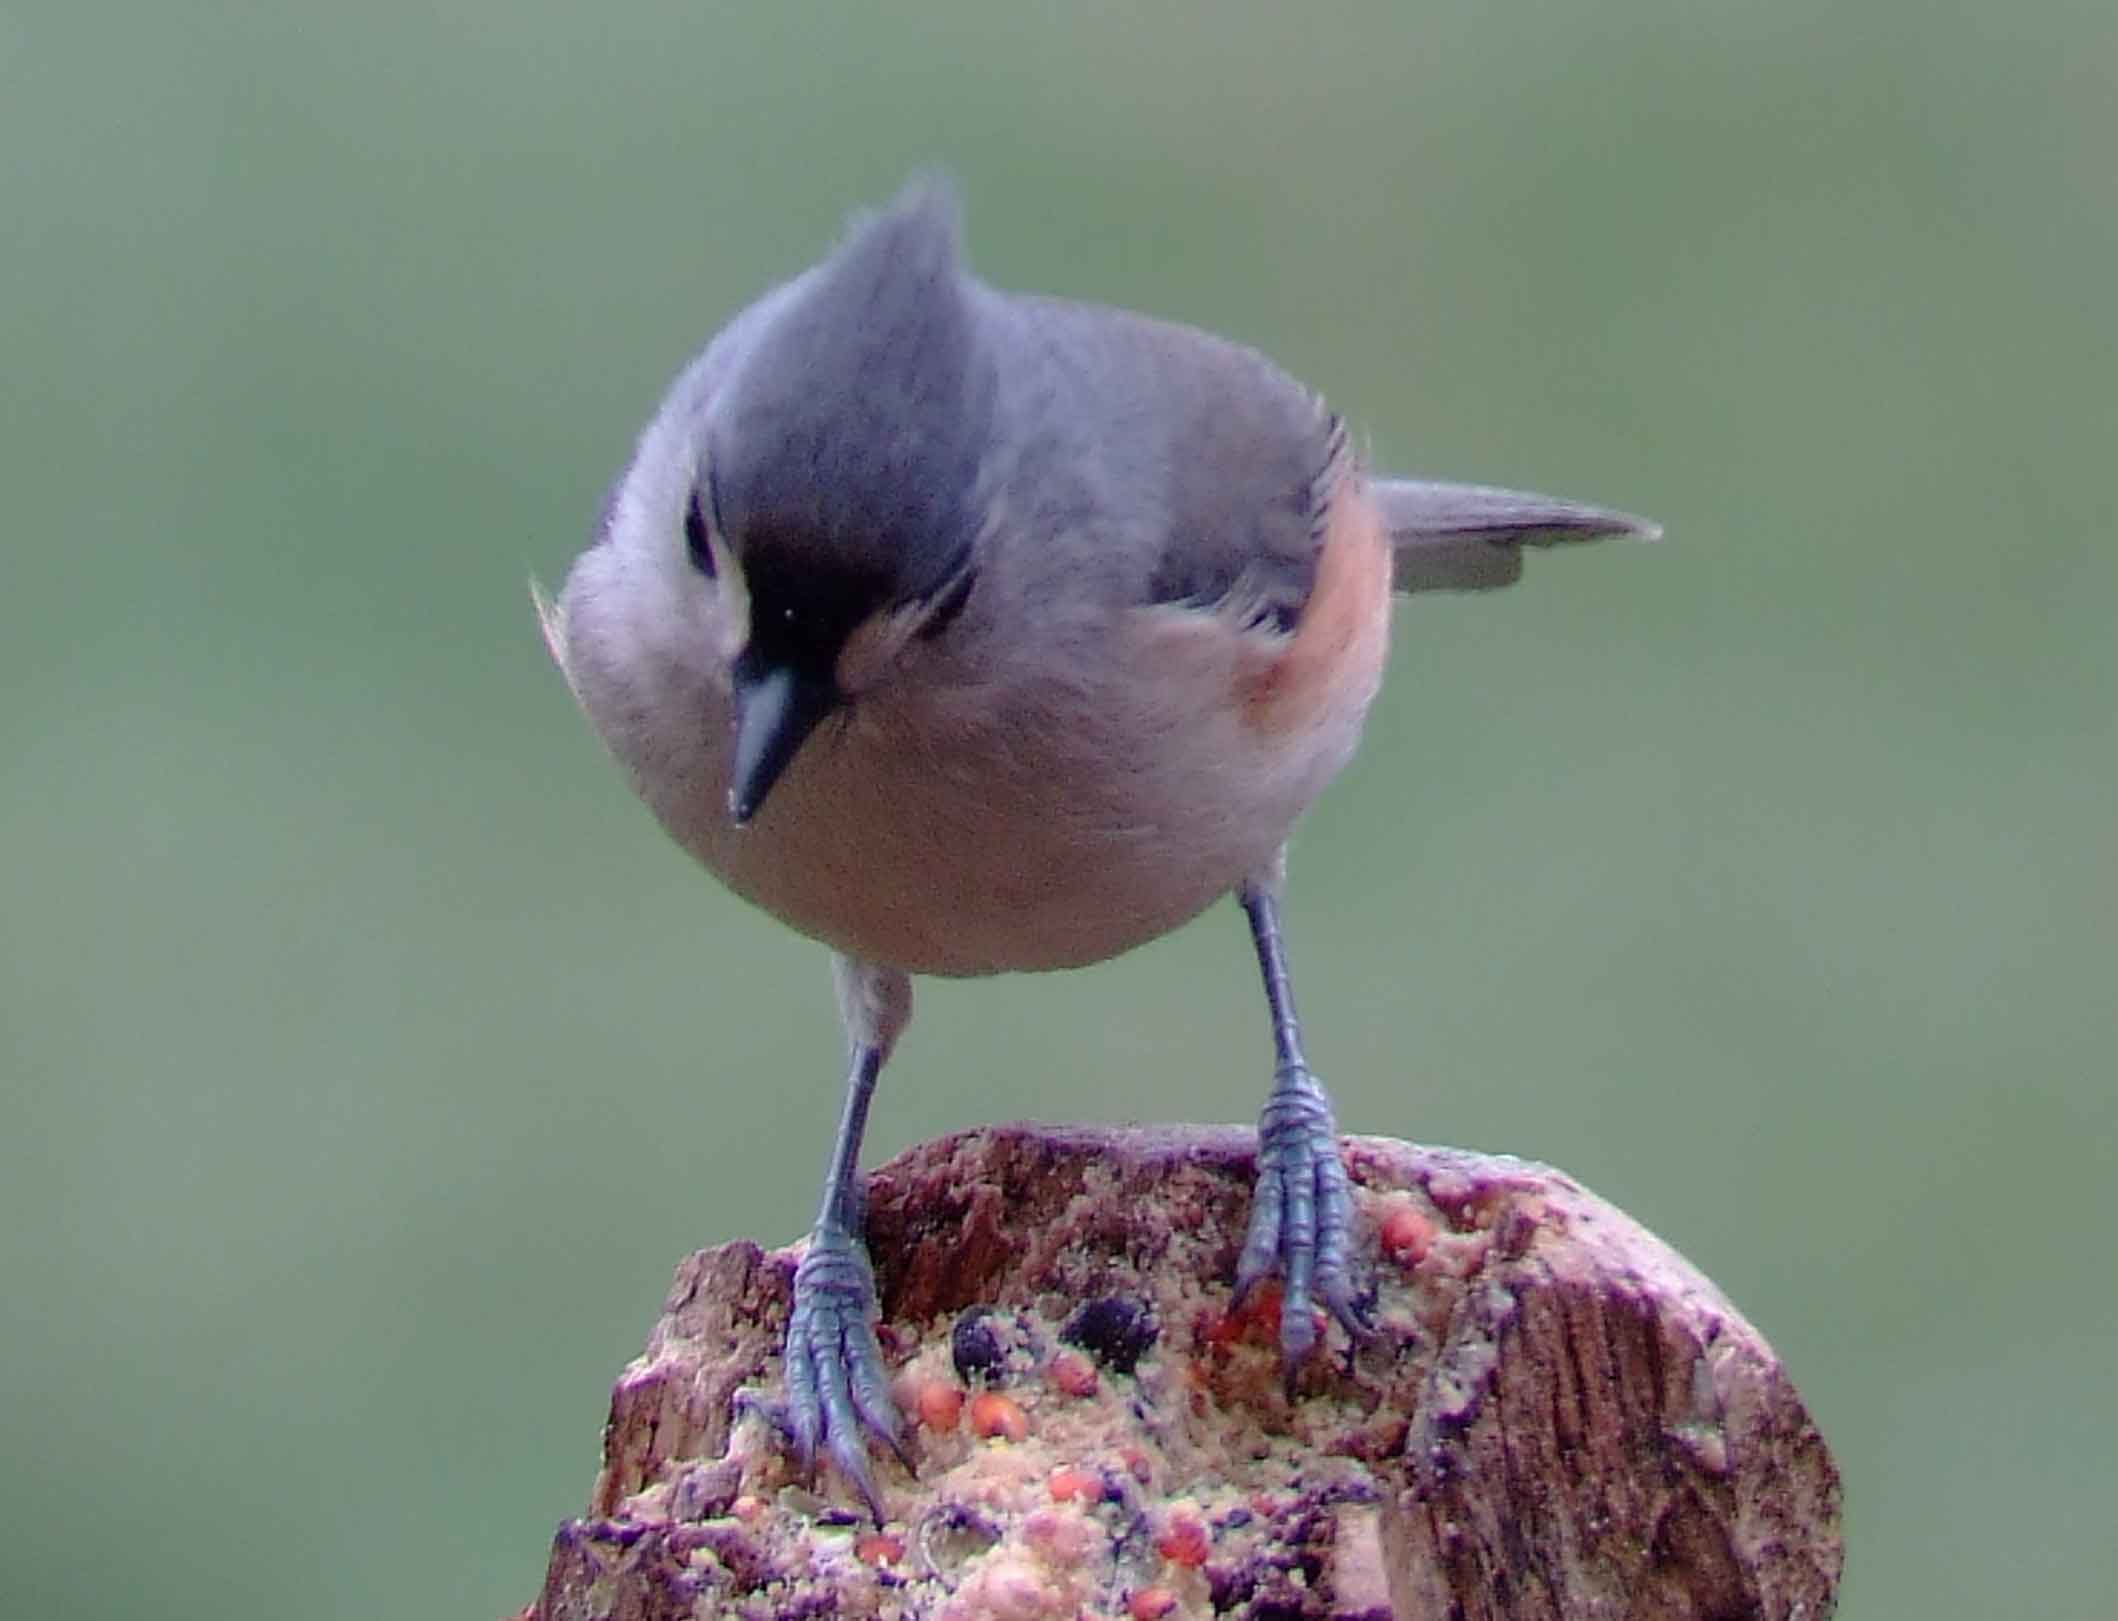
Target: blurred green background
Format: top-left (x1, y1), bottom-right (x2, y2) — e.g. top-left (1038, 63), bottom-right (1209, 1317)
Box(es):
top-left (3, 2), bottom-right (2112, 1616)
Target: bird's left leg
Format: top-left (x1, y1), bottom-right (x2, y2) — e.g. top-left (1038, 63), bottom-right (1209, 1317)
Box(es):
top-left (736, 956), bottom-right (912, 1522)
top-left (1233, 855), bottom-right (1368, 1366)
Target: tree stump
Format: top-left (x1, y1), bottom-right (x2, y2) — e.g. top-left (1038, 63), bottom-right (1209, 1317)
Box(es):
top-left (517, 1124), bottom-right (1840, 1619)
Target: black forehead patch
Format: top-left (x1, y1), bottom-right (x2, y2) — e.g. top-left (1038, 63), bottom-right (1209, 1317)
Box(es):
top-left (737, 536), bottom-right (893, 679)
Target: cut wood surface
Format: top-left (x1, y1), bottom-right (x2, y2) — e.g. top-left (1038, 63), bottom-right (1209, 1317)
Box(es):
top-left (518, 1124), bottom-right (1841, 1619)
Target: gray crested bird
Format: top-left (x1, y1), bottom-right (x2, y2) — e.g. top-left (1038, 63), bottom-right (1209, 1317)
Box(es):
top-left (539, 176), bottom-right (1657, 1521)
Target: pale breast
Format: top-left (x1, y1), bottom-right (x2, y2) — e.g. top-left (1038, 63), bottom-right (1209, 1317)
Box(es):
top-left (672, 479), bottom-right (1393, 977)
top-left (558, 481), bottom-right (1393, 979)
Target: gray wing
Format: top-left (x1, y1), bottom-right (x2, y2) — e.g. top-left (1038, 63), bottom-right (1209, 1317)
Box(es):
top-left (986, 292), bottom-right (1658, 612)
top-left (1136, 333), bottom-right (1342, 630)
top-left (993, 295), bottom-right (1340, 628)
top-left (1377, 479), bottom-right (1661, 593)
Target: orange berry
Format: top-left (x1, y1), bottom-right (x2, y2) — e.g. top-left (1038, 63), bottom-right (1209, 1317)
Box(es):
top-left (969, 1390), bottom-right (1029, 1442)
top-left (1155, 1507), bottom-right (1210, 1567)
top-left (913, 1377), bottom-right (964, 1433)
top-left (1380, 1202), bottom-right (1436, 1265)
top-left (855, 1532), bottom-right (904, 1566)
top-left (1048, 1465), bottom-right (1100, 1503)
top-left (1232, 1280), bottom-right (1283, 1343)
top-left (1129, 1585), bottom-right (1179, 1619)
top-left (1048, 1349), bottom-right (1099, 1398)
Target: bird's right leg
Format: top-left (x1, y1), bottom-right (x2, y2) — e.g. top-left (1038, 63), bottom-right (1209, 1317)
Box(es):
top-left (736, 956), bottom-right (912, 1522)
top-left (1233, 864), bottom-right (1368, 1370)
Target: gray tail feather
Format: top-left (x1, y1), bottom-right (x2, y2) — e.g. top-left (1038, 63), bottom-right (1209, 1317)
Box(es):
top-left (1375, 478), bottom-right (1661, 594)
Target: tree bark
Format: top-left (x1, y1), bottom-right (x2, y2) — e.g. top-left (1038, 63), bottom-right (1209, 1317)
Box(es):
top-left (518, 1124), bottom-right (1840, 1619)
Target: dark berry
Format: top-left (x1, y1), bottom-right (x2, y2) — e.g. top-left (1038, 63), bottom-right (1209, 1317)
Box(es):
top-left (1062, 1296), bottom-right (1159, 1375)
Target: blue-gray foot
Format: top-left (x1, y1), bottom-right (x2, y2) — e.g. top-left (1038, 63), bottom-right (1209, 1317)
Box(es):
top-left (739, 1222), bottom-right (908, 1522)
top-left (1234, 1062), bottom-right (1368, 1366)
top-left (1235, 879), bottom-right (1369, 1369)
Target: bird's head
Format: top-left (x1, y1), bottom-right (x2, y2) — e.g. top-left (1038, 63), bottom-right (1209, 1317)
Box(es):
top-left (609, 177), bottom-right (993, 824)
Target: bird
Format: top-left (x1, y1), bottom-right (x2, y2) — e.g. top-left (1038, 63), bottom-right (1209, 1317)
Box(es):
top-left (537, 174), bottom-right (1656, 1521)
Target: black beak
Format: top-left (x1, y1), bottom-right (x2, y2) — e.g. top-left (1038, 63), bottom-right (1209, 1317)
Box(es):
top-left (728, 655), bottom-right (837, 825)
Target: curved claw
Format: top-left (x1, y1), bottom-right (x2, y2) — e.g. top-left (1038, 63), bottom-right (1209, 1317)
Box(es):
top-left (737, 1224), bottom-right (907, 1522)
top-left (1238, 1064), bottom-right (1367, 1370)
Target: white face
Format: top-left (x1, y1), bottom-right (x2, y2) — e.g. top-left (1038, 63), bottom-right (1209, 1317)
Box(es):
top-left (605, 408), bottom-right (750, 674)
top-left (610, 401), bottom-right (973, 711)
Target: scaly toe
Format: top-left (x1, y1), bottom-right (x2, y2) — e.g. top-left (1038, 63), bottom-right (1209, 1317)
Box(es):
top-left (738, 1226), bottom-right (906, 1521)
top-left (1238, 1065), bottom-right (1363, 1370)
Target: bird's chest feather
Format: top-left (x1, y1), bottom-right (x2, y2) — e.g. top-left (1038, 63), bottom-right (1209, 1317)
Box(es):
top-left (668, 482), bottom-right (1391, 976)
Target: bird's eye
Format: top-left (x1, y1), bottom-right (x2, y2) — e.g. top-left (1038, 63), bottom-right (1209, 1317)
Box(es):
top-left (683, 486), bottom-right (717, 579)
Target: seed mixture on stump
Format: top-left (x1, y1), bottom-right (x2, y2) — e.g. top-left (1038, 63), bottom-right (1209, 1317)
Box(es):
top-left (517, 1124), bottom-right (1840, 1620)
